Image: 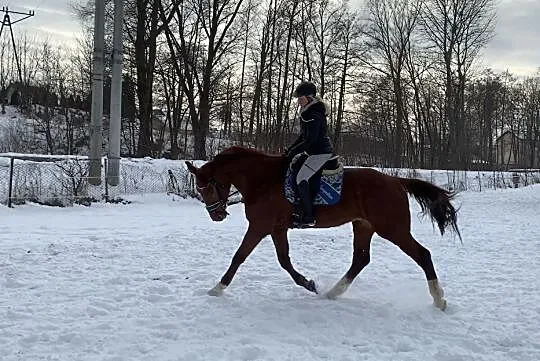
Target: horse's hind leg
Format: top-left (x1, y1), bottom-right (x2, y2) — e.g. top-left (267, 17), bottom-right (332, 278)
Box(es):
top-left (326, 220), bottom-right (374, 299)
top-left (386, 232), bottom-right (447, 310)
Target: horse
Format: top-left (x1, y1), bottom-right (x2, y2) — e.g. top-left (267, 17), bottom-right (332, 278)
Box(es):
top-left (185, 146), bottom-right (461, 311)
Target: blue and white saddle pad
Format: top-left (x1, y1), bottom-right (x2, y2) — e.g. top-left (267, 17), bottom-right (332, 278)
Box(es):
top-left (284, 163), bottom-right (344, 206)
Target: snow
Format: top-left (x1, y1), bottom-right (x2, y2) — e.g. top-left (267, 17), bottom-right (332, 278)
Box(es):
top-left (1, 186), bottom-right (540, 361)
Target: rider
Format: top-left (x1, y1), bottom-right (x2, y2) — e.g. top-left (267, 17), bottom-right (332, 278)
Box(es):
top-left (284, 81), bottom-right (334, 228)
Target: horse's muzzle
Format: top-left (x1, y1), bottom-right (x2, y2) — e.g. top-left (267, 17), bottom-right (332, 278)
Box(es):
top-left (209, 208), bottom-right (228, 222)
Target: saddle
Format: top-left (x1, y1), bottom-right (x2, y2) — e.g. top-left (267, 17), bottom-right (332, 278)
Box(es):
top-left (284, 157), bottom-right (344, 206)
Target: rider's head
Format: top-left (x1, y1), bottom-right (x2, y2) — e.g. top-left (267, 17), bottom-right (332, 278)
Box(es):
top-left (293, 81), bottom-right (316, 97)
top-left (293, 81), bottom-right (317, 107)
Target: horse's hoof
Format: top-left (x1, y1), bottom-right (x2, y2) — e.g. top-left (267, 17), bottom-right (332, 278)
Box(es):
top-left (207, 288), bottom-right (222, 296)
top-left (325, 291), bottom-right (338, 300)
top-left (306, 279), bottom-right (318, 294)
top-left (207, 283), bottom-right (226, 296)
top-left (325, 277), bottom-right (350, 300)
top-left (434, 298), bottom-right (447, 311)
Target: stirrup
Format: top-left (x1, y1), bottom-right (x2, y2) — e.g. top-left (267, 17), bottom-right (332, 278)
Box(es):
top-left (291, 213), bottom-right (316, 228)
top-left (293, 220), bottom-right (316, 228)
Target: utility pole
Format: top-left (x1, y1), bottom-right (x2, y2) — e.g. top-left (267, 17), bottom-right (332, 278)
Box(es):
top-left (88, 0), bottom-right (105, 186)
top-left (0, 7), bottom-right (34, 103)
top-left (106, 0), bottom-right (123, 186)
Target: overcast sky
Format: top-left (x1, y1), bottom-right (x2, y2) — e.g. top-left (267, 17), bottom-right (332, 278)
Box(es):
top-left (5, 0), bottom-right (540, 76)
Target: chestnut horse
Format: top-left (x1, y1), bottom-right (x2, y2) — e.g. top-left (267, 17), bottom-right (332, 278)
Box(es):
top-left (186, 146), bottom-right (461, 311)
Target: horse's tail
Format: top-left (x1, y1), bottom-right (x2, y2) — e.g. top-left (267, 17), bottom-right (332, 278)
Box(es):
top-left (398, 177), bottom-right (462, 240)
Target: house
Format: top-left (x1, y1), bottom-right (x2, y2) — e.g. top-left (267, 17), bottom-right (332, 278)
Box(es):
top-left (2, 82), bottom-right (23, 105)
top-left (494, 130), bottom-right (540, 169)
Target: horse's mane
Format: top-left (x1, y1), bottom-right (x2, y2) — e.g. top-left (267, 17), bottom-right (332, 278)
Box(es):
top-left (212, 146), bottom-right (278, 163)
top-left (207, 146), bottom-right (287, 176)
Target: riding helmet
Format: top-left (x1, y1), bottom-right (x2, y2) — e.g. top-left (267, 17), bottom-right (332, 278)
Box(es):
top-left (293, 81), bottom-right (317, 97)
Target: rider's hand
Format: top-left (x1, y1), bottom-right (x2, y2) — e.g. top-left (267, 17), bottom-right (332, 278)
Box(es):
top-left (283, 148), bottom-right (290, 157)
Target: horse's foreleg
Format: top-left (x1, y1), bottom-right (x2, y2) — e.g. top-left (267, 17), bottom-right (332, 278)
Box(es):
top-left (271, 228), bottom-right (317, 294)
top-left (326, 220), bottom-right (373, 299)
top-left (208, 225), bottom-right (265, 296)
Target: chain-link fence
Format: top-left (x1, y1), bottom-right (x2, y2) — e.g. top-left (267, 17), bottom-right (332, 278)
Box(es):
top-left (1, 156), bottom-right (94, 207)
top-left (0, 155), bottom-right (197, 207)
top-left (377, 167), bottom-right (540, 192)
top-left (109, 159), bottom-right (196, 199)
top-left (1, 154), bottom-right (539, 208)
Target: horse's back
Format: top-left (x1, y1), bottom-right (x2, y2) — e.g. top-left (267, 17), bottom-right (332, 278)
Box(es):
top-left (344, 167), bottom-right (409, 198)
top-left (343, 167), bottom-right (400, 189)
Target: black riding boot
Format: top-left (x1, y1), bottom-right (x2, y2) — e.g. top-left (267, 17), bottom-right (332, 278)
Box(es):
top-left (293, 180), bottom-right (316, 228)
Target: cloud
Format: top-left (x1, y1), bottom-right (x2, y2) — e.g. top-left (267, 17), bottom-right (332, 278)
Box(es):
top-left (350, 0), bottom-right (540, 76)
top-left (3, 0), bottom-right (540, 76)
top-left (482, 0), bottom-right (540, 75)
top-left (4, 0), bottom-right (82, 45)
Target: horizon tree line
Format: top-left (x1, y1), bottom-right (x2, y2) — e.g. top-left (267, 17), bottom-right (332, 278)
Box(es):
top-left (0, 0), bottom-right (538, 170)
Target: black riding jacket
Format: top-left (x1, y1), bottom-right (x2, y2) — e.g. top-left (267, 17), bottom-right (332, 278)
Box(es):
top-left (287, 99), bottom-right (334, 158)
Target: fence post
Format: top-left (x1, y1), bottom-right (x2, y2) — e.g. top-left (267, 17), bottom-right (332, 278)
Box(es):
top-left (7, 157), bottom-right (14, 208)
top-left (104, 157), bottom-right (109, 202)
top-left (512, 172), bottom-right (519, 188)
top-left (477, 170), bottom-right (482, 192)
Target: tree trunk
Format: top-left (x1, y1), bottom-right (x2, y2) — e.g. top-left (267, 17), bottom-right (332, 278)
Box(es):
top-left (135, 0), bottom-right (159, 157)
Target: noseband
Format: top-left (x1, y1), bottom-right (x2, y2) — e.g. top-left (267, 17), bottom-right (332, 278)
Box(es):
top-left (196, 178), bottom-right (239, 214)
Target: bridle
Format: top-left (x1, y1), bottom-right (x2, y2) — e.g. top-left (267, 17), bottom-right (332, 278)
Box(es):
top-left (196, 177), bottom-right (239, 214)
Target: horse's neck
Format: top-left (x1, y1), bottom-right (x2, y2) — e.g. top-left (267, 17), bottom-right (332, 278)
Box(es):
top-left (225, 155), bottom-right (283, 202)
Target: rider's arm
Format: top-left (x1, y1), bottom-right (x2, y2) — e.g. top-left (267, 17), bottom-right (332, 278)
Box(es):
top-left (286, 134), bottom-right (304, 155)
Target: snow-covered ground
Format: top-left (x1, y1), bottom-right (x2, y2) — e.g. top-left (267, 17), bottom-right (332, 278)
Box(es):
top-left (1, 185), bottom-right (539, 361)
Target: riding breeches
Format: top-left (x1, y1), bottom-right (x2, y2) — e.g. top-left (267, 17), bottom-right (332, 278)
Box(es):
top-left (295, 153), bottom-right (333, 185)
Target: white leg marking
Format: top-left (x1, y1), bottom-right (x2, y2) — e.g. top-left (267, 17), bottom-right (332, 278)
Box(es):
top-left (325, 277), bottom-right (351, 300)
top-left (208, 282), bottom-right (227, 296)
top-left (428, 279), bottom-right (447, 311)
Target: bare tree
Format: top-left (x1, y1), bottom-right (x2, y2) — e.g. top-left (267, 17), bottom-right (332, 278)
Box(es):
top-left (132, 0), bottom-right (161, 156)
top-left (421, 0), bottom-right (496, 168)
top-left (333, 8), bottom-right (364, 153)
top-left (246, 0), bottom-right (273, 145)
top-left (236, 0), bottom-right (255, 145)
top-left (161, 0), bottom-right (245, 159)
top-left (156, 53), bottom-right (185, 158)
top-left (304, 0), bottom-right (345, 98)
top-left (521, 74), bottom-right (540, 168)
top-left (364, 0), bottom-right (423, 167)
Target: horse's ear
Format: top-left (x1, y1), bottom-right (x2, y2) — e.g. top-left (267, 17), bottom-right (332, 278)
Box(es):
top-left (185, 161), bottom-right (197, 174)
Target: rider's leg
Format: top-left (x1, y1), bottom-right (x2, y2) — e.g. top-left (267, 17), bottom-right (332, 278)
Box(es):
top-left (292, 153), bottom-right (333, 228)
top-left (294, 157), bottom-right (316, 227)
top-left (296, 179), bottom-right (316, 227)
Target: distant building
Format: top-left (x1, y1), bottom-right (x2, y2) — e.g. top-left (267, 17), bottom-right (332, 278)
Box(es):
top-left (494, 130), bottom-right (540, 169)
top-left (2, 82), bottom-right (23, 105)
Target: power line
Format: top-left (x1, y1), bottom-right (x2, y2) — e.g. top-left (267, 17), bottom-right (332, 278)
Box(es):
top-left (0, 6), bottom-right (35, 85)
